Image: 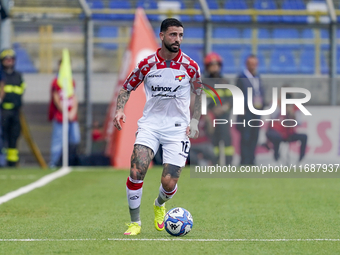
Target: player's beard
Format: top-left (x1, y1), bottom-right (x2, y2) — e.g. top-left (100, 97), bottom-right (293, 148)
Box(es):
top-left (164, 41), bottom-right (180, 53)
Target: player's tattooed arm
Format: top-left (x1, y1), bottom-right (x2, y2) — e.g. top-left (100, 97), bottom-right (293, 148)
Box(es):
top-left (130, 144), bottom-right (154, 180)
top-left (192, 93), bottom-right (202, 121)
top-left (162, 164), bottom-right (182, 179)
top-left (116, 87), bottom-right (131, 111)
top-left (114, 88), bottom-right (131, 130)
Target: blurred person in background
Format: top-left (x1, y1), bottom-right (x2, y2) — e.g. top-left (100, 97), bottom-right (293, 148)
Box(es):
top-left (0, 63), bottom-right (5, 166)
top-left (266, 89), bottom-right (307, 163)
top-left (203, 52), bottom-right (233, 165)
top-left (236, 54), bottom-right (264, 165)
top-left (48, 60), bottom-right (80, 168)
top-left (0, 49), bottom-right (26, 167)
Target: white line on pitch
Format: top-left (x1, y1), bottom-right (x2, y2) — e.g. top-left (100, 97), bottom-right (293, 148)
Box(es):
top-left (0, 238), bottom-right (339, 242)
top-left (0, 167), bottom-right (71, 205)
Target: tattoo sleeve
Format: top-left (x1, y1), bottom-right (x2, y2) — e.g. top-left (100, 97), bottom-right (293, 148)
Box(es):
top-left (116, 87), bottom-right (131, 111)
top-left (192, 93), bottom-right (202, 121)
top-left (162, 164), bottom-right (182, 179)
top-left (130, 144), bottom-right (154, 180)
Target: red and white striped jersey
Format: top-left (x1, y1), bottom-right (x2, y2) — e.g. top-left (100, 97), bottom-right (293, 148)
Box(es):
top-left (123, 48), bottom-right (202, 131)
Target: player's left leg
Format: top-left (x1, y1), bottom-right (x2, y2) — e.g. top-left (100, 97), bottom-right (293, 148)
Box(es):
top-left (154, 163), bottom-right (182, 231)
top-left (153, 132), bottom-right (189, 231)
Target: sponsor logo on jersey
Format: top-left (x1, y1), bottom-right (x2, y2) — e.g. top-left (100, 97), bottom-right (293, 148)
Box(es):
top-left (152, 85), bottom-right (172, 92)
top-left (175, 75), bottom-right (185, 82)
top-left (152, 94), bottom-right (176, 98)
top-left (148, 74), bottom-right (162, 78)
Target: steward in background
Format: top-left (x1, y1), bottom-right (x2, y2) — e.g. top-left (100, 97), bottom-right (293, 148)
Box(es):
top-left (0, 49), bottom-right (26, 167)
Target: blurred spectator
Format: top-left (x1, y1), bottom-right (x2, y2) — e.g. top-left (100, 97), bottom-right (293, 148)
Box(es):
top-left (48, 60), bottom-right (80, 168)
top-left (189, 96), bottom-right (216, 165)
top-left (236, 54), bottom-right (264, 165)
top-left (0, 49), bottom-right (26, 167)
top-left (266, 89), bottom-right (307, 162)
top-left (92, 120), bottom-right (104, 142)
top-left (203, 52), bottom-right (233, 165)
top-left (0, 63), bottom-right (5, 166)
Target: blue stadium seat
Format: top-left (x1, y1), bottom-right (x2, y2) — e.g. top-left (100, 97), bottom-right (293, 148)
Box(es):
top-left (273, 28), bottom-right (299, 39)
top-left (108, 0), bottom-right (134, 20)
top-left (257, 47), bottom-right (270, 73)
top-left (299, 47), bottom-right (315, 74)
top-left (180, 45), bottom-right (204, 70)
top-left (270, 49), bottom-right (298, 73)
top-left (194, 1), bottom-right (222, 22)
top-left (14, 45), bottom-right (37, 73)
top-left (282, 0), bottom-right (307, 23)
top-left (212, 45), bottom-right (237, 73)
top-left (301, 29), bottom-right (314, 39)
top-left (185, 27), bottom-right (204, 39)
top-left (179, 1), bottom-right (191, 22)
top-left (86, 0), bottom-right (106, 20)
top-left (242, 28), bottom-right (252, 38)
top-left (213, 28), bottom-right (241, 38)
top-left (254, 0), bottom-right (280, 23)
top-left (96, 26), bottom-right (118, 50)
top-left (224, 0), bottom-right (251, 22)
top-left (321, 29), bottom-right (329, 39)
top-left (258, 28), bottom-right (271, 39)
top-left (137, 0), bottom-right (158, 21)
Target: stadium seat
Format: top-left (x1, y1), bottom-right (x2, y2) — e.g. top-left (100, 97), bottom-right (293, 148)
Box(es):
top-left (254, 0), bottom-right (280, 23)
top-left (96, 26), bottom-right (119, 50)
top-left (301, 29), bottom-right (314, 39)
top-left (213, 28), bottom-right (241, 38)
top-left (258, 28), bottom-right (271, 39)
top-left (137, 0), bottom-right (158, 21)
top-left (242, 28), bottom-right (252, 39)
top-left (273, 28), bottom-right (299, 39)
top-left (320, 29), bottom-right (329, 39)
top-left (194, 1), bottom-right (223, 22)
top-left (211, 45), bottom-right (237, 73)
top-left (299, 47), bottom-right (315, 74)
top-left (282, 0), bottom-right (307, 23)
top-left (224, 0), bottom-right (251, 23)
top-left (14, 46), bottom-right (37, 73)
top-left (85, 0), bottom-right (107, 20)
top-left (185, 27), bottom-right (204, 39)
top-left (270, 49), bottom-right (298, 73)
top-left (180, 45), bottom-right (204, 70)
top-left (108, 0), bottom-right (134, 20)
top-left (179, 1), bottom-right (191, 22)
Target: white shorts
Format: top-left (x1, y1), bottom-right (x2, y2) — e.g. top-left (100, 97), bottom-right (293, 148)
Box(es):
top-left (134, 127), bottom-right (190, 167)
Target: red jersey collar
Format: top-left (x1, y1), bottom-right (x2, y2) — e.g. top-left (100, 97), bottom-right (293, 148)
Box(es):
top-left (156, 48), bottom-right (182, 62)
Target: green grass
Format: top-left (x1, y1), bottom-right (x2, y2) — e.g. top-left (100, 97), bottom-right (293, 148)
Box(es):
top-left (0, 167), bottom-right (340, 254)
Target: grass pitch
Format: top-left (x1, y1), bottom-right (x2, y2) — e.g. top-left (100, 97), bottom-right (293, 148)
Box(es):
top-left (0, 167), bottom-right (339, 254)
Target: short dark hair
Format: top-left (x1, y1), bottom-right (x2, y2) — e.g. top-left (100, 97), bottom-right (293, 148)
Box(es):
top-left (160, 18), bottom-right (183, 32)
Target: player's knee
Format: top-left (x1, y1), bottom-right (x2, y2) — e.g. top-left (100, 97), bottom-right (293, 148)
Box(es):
top-left (161, 177), bottom-right (177, 192)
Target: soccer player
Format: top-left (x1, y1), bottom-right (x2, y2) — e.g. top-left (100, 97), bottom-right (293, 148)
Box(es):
top-left (113, 18), bottom-right (202, 235)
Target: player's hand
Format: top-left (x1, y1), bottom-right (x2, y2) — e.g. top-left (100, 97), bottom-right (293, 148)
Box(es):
top-left (188, 119), bottom-right (199, 139)
top-left (114, 110), bottom-right (126, 131)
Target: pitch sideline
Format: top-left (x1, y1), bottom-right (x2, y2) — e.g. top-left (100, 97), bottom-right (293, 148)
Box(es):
top-left (0, 238), bottom-right (339, 242)
top-left (0, 167), bottom-right (71, 205)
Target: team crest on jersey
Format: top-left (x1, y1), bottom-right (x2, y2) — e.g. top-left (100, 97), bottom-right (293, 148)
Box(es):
top-left (175, 75), bottom-right (185, 82)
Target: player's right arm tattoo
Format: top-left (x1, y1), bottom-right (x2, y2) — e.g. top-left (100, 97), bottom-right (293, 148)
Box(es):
top-left (130, 144), bottom-right (154, 180)
top-left (116, 88), bottom-right (131, 111)
top-left (192, 93), bottom-right (202, 121)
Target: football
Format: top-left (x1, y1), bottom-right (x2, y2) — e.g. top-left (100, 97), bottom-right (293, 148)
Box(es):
top-left (164, 207), bottom-right (193, 236)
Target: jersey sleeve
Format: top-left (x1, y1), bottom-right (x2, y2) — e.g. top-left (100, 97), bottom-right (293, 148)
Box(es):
top-left (123, 58), bottom-right (149, 91)
top-left (189, 61), bottom-right (203, 95)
